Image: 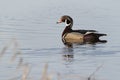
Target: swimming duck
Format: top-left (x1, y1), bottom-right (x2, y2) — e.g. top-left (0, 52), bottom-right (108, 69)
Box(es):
top-left (57, 15), bottom-right (107, 44)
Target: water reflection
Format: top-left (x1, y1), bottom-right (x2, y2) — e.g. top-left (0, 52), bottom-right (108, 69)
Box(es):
top-left (62, 47), bottom-right (74, 62)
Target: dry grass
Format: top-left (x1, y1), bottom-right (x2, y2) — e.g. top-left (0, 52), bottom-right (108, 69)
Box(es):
top-left (40, 63), bottom-right (53, 80)
top-left (0, 39), bottom-right (104, 80)
top-left (21, 63), bottom-right (30, 80)
top-left (88, 64), bottom-right (104, 80)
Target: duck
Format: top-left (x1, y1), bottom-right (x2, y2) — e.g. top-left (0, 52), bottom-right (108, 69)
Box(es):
top-left (57, 15), bottom-right (107, 44)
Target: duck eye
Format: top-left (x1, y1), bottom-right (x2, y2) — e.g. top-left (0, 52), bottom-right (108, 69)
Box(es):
top-left (65, 19), bottom-right (71, 24)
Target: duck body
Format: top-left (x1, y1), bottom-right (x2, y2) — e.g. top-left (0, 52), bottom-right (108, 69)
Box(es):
top-left (57, 15), bottom-right (107, 45)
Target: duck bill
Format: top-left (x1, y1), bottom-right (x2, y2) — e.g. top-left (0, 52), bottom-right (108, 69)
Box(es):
top-left (56, 19), bottom-right (62, 24)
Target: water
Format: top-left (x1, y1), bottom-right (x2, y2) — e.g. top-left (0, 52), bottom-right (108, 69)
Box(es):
top-left (0, 0), bottom-right (120, 80)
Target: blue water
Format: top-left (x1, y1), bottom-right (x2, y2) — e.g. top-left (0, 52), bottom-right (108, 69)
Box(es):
top-left (0, 0), bottom-right (120, 80)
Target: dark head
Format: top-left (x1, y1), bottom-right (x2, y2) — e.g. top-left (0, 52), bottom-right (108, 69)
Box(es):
top-left (57, 15), bottom-right (73, 27)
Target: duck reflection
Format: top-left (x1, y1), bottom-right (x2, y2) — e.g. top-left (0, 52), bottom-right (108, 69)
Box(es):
top-left (62, 46), bottom-right (74, 62)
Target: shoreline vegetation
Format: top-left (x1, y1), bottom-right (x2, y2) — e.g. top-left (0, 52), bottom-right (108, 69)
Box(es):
top-left (0, 38), bottom-right (104, 80)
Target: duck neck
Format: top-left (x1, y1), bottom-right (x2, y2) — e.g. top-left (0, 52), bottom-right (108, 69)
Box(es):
top-left (62, 19), bottom-right (73, 37)
top-left (62, 25), bottom-right (73, 37)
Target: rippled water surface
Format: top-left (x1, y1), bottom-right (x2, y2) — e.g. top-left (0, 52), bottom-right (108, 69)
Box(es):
top-left (0, 0), bottom-right (120, 80)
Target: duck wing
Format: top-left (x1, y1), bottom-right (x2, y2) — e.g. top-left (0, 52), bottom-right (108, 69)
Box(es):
top-left (72, 29), bottom-right (97, 34)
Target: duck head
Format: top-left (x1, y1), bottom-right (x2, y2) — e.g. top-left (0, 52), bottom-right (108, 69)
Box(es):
top-left (57, 15), bottom-right (73, 27)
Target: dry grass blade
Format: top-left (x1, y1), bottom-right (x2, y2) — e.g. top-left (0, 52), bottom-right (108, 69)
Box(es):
top-left (88, 64), bottom-right (104, 80)
top-left (41, 63), bottom-right (48, 80)
top-left (10, 51), bottom-right (22, 63)
top-left (22, 63), bottom-right (30, 80)
top-left (16, 57), bottom-right (24, 69)
top-left (41, 63), bottom-right (52, 80)
top-left (0, 39), bottom-right (14, 60)
top-left (0, 46), bottom-right (8, 58)
top-left (10, 38), bottom-right (22, 63)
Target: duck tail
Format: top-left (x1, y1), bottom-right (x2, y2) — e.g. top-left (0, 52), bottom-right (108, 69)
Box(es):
top-left (97, 33), bottom-right (107, 43)
top-left (84, 33), bottom-right (107, 43)
top-left (98, 40), bottom-right (107, 43)
top-left (96, 33), bottom-right (107, 37)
